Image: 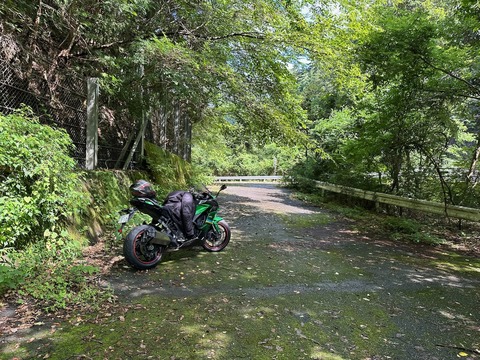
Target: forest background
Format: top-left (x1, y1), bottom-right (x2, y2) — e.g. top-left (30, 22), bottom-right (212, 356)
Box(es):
top-left (1, 0), bottom-right (479, 311)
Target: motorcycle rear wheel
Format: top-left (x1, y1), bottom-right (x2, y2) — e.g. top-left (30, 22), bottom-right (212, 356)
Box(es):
top-left (202, 220), bottom-right (230, 252)
top-left (123, 225), bottom-right (165, 270)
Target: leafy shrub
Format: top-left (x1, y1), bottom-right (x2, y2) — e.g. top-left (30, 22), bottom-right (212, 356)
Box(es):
top-left (409, 232), bottom-right (445, 245)
top-left (145, 141), bottom-right (211, 194)
top-left (0, 109), bottom-right (88, 249)
top-left (0, 263), bottom-right (24, 294)
top-left (384, 217), bottom-right (421, 235)
top-left (0, 111), bottom-right (199, 311)
top-left (7, 232), bottom-right (110, 312)
top-left (284, 157), bottom-right (327, 193)
top-left (80, 170), bottom-right (148, 243)
top-left (0, 109), bottom-right (108, 309)
top-left (384, 217), bottom-right (445, 245)
top-left (145, 141), bottom-right (192, 194)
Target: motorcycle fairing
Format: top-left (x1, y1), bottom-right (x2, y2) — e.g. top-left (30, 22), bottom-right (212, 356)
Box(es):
top-left (211, 215), bottom-right (224, 232)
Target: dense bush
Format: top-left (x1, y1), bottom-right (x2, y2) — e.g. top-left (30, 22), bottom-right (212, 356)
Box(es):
top-left (0, 109), bottom-right (88, 249)
top-left (6, 169), bottom-right (156, 310)
top-left (0, 110), bottom-right (104, 309)
top-left (7, 233), bottom-right (106, 312)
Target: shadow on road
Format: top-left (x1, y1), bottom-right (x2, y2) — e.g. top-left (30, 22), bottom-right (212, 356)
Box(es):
top-left (2, 184), bottom-right (479, 360)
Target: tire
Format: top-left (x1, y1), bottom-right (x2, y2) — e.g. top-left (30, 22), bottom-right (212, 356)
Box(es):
top-left (202, 220), bottom-right (230, 252)
top-left (123, 225), bottom-right (165, 270)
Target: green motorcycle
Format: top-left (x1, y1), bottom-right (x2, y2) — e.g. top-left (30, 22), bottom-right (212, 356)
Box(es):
top-left (118, 181), bottom-right (231, 270)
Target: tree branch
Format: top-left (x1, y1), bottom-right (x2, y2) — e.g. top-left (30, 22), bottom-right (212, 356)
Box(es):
top-left (68, 30), bottom-right (266, 59)
top-left (419, 87), bottom-right (480, 101)
top-left (26, 0), bottom-right (43, 50)
top-left (191, 31), bottom-right (266, 41)
top-left (418, 55), bottom-right (480, 95)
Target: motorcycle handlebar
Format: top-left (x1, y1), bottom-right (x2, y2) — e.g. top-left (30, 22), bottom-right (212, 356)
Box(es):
top-left (191, 184), bottom-right (227, 201)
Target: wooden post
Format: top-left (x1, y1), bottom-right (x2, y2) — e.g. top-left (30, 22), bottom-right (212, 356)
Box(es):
top-left (138, 62), bottom-right (146, 160)
top-left (86, 78), bottom-right (99, 170)
top-left (123, 119), bottom-right (149, 170)
top-left (183, 113), bottom-right (192, 162)
top-left (182, 100), bottom-right (192, 162)
top-left (173, 100), bottom-right (180, 156)
top-left (114, 130), bottom-right (135, 169)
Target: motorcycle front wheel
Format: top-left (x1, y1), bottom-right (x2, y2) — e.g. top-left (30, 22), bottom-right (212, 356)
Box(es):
top-left (123, 225), bottom-right (165, 270)
top-left (202, 220), bottom-right (231, 252)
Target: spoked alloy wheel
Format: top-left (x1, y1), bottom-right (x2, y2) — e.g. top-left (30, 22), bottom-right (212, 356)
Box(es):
top-left (202, 220), bottom-right (230, 252)
top-left (123, 225), bottom-right (164, 270)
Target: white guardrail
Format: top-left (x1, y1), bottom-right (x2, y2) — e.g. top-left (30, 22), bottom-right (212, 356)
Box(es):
top-left (313, 180), bottom-right (480, 222)
top-left (214, 176), bottom-right (480, 222)
top-left (214, 175), bottom-right (282, 182)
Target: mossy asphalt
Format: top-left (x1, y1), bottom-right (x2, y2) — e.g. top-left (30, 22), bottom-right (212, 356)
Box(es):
top-left (1, 184), bottom-right (479, 359)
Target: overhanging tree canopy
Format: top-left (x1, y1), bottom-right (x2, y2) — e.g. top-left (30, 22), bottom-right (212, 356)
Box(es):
top-left (1, 0), bottom-right (312, 146)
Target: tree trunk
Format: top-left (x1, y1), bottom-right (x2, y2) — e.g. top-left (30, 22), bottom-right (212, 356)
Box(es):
top-left (466, 135), bottom-right (480, 187)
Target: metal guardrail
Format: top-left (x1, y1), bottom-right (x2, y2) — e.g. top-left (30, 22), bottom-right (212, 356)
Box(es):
top-left (313, 180), bottom-right (480, 222)
top-left (214, 176), bottom-right (282, 182)
top-left (213, 176), bottom-right (479, 221)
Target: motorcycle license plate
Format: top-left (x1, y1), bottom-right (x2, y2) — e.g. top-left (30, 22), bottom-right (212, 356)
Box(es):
top-left (118, 214), bottom-right (130, 224)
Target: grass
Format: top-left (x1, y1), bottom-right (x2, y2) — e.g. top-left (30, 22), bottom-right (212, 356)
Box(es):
top-left (279, 213), bottom-right (333, 229)
top-left (5, 290), bottom-right (399, 359)
top-left (290, 191), bottom-right (476, 249)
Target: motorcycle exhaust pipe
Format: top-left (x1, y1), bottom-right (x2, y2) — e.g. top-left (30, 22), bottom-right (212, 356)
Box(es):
top-left (150, 231), bottom-right (171, 246)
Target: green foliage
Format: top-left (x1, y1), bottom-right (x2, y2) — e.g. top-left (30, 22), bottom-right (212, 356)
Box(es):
top-left (192, 119), bottom-right (304, 176)
top-left (77, 0), bottom-right (309, 142)
top-left (285, 158), bottom-right (322, 190)
top-left (0, 114), bottom-right (150, 309)
top-left (80, 170), bottom-right (149, 242)
top-left (145, 141), bottom-right (210, 193)
top-left (384, 217), bottom-right (421, 235)
top-left (6, 233), bottom-right (110, 312)
top-left (385, 217), bottom-right (444, 245)
top-left (1, 164), bottom-right (194, 310)
top-left (0, 264), bottom-right (24, 294)
top-left (292, 0), bottom-right (480, 209)
top-left (0, 169), bottom-right (153, 308)
top-left (0, 109), bottom-right (88, 249)
top-left (2, 0), bottom-right (312, 167)
top-left (145, 141), bottom-right (190, 193)
top-left (224, 144), bottom-right (302, 176)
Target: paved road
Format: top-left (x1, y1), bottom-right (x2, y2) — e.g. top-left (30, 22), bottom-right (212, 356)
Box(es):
top-left (108, 184), bottom-right (480, 359)
top-left (2, 184), bottom-right (479, 359)
top-left (221, 184), bottom-right (480, 359)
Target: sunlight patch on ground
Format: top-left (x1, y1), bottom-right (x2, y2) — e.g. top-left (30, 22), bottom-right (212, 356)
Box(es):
top-left (236, 200), bottom-right (315, 214)
top-left (310, 346), bottom-right (346, 360)
top-left (406, 270), bottom-right (474, 288)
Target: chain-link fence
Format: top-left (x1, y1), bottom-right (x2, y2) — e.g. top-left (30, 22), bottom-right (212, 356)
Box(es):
top-left (1, 58), bottom-right (192, 169)
top-left (0, 60), bottom-right (87, 167)
top-left (96, 100), bottom-right (143, 170)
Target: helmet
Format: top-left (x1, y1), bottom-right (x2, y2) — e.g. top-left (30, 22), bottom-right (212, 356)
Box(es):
top-left (130, 180), bottom-right (156, 198)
